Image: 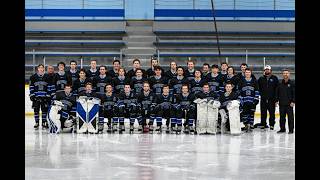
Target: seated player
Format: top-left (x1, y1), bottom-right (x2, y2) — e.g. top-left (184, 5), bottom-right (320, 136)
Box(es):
top-left (51, 84), bottom-right (76, 132)
top-left (117, 84), bottom-right (140, 133)
top-left (196, 83), bottom-right (218, 100)
top-left (137, 82), bottom-right (157, 133)
top-left (99, 84), bottom-right (119, 133)
top-left (175, 84), bottom-right (196, 134)
top-left (218, 82), bottom-right (239, 132)
top-left (154, 85), bottom-right (175, 133)
top-left (78, 82), bottom-right (97, 98)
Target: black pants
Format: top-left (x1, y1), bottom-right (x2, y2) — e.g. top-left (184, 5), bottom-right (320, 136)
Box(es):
top-left (279, 105), bottom-right (294, 131)
top-left (260, 99), bottom-right (276, 126)
top-left (32, 99), bottom-right (48, 123)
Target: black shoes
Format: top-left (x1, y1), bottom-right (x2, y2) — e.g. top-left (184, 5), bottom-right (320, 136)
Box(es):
top-left (288, 130), bottom-right (294, 134)
top-left (42, 121), bottom-right (48, 129)
top-left (270, 126), bottom-right (274, 130)
top-left (277, 129), bottom-right (286, 133)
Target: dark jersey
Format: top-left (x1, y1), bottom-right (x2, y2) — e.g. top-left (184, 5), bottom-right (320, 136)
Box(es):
top-left (112, 76), bottom-right (130, 94)
top-left (53, 72), bottom-right (72, 94)
top-left (169, 76), bottom-right (189, 95)
top-left (258, 74), bottom-right (279, 100)
top-left (66, 69), bottom-right (79, 85)
top-left (206, 73), bottom-right (225, 96)
top-left (108, 69), bottom-right (119, 79)
top-left (184, 69), bottom-right (196, 81)
top-left (72, 78), bottom-right (92, 96)
top-left (130, 77), bottom-right (148, 95)
top-left (155, 93), bottom-right (175, 107)
top-left (29, 73), bottom-right (51, 99)
top-left (93, 75), bottom-right (112, 96)
top-left (126, 68), bottom-right (147, 79)
top-left (47, 73), bottom-right (56, 96)
top-left (164, 70), bottom-right (177, 84)
top-left (219, 91), bottom-right (239, 109)
top-left (78, 91), bottom-right (98, 98)
top-left (190, 78), bottom-right (207, 95)
top-left (117, 92), bottom-right (138, 108)
top-left (99, 93), bottom-right (118, 111)
top-left (148, 76), bottom-right (168, 95)
top-left (137, 91), bottom-right (156, 110)
top-left (238, 78), bottom-right (259, 104)
top-left (196, 91), bottom-right (218, 101)
top-left (236, 72), bottom-right (256, 81)
top-left (175, 93), bottom-right (196, 109)
top-left (86, 69), bottom-right (99, 80)
top-left (53, 91), bottom-right (76, 112)
top-left (146, 67), bottom-right (165, 78)
top-left (224, 75), bottom-right (240, 92)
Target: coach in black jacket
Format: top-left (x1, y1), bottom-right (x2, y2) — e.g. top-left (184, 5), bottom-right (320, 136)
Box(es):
top-left (256, 65), bottom-right (279, 130)
top-left (275, 69), bottom-right (295, 134)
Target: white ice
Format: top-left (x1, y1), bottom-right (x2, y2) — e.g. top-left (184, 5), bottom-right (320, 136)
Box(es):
top-left (25, 117), bottom-right (294, 180)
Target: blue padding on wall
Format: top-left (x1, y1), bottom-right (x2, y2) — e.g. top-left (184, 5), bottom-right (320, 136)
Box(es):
top-left (154, 9), bottom-right (295, 18)
top-left (25, 9), bottom-right (125, 17)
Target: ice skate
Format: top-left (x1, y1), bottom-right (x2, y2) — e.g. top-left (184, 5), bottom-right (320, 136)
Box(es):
top-left (34, 122), bottom-right (39, 129)
top-left (165, 126), bottom-right (170, 134)
top-left (129, 125), bottom-right (134, 134)
top-left (42, 121), bottom-right (48, 129)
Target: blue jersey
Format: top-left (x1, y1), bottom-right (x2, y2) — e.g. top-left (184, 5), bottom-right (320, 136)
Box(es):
top-left (238, 78), bottom-right (259, 104)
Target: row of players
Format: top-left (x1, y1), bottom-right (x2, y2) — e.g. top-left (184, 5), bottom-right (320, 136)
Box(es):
top-left (29, 58), bottom-right (295, 134)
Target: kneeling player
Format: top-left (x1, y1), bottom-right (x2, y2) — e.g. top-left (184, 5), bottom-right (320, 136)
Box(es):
top-left (175, 84), bottom-right (196, 134)
top-left (154, 85), bottom-right (175, 133)
top-left (117, 84), bottom-right (140, 133)
top-left (49, 84), bottom-right (76, 133)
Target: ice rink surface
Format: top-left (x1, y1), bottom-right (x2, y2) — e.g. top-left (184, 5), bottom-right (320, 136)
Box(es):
top-left (25, 117), bottom-right (294, 180)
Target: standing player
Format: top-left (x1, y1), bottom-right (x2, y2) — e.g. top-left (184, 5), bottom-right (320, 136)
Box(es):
top-left (256, 65), bottom-right (279, 130)
top-left (117, 84), bottom-right (140, 133)
top-left (46, 65), bottom-right (56, 98)
top-left (113, 67), bottom-right (130, 94)
top-left (78, 82), bottom-right (98, 98)
top-left (126, 59), bottom-right (147, 79)
top-left (201, 63), bottom-right (210, 78)
top-left (184, 59), bottom-right (196, 81)
top-left (99, 84), bottom-right (119, 133)
top-left (164, 61), bottom-right (177, 81)
top-left (86, 59), bottom-right (99, 80)
top-left (148, 66), bottom-right (168, 95)
top-left (109, 59), bottom-right (121, 78)
top-left (175, 84), bottom-right (196, 134)
top-left (238, 68), bottom-right (259, 132)
top-left (130, 68), bottom-right (148, 95)
top-left (154, 85), bottom-right (175, 133)
top-left (53, 62), bottom-right (72, 94)
top-left (224, 66), bottom-right (240, 93)
top-left (29, 64), bottom-right (51, 129)
top-left (137, 82), bottom-right (157, 133)
top-left (206, 64), bottom-right (225, 97)
top-left (93, 66), bottom-right (112, 97)
top-left (169, 66), bottom-right (189, 95)
top-left (236, 63), bottom-right (256, 80)
top-left (72, 69), bottom-right (92, 96)
top-left (220, 62), bottom-right (228, 76)
top-left (66, 60), bottom-right (79, 85)
top-left (146, 57), bottom-right (164, 78)
top-left (190, 70), bottom-right (207, 95)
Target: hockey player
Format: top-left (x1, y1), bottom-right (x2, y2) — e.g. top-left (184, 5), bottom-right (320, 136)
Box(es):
top-left (86, 59), bottom-right (99, 80)
top-left (53, 62), bottom-right (72, 94)
top-left (238, 68), bottom-right (259, 132)
top-left (201, 63), bottom-right (210, 78)
top-left (206, 64), bottom-right (225, 97)
top-left (224, 66), bottom-right (240, 93)
top-left (99, 84), bottom-right (119, 133)
top-left (126, 59), bottom-right (147, 79)
top-left (218, 82), bottom-right (239, 133)
top-left (108, 59), bottom-right (121, 78)
top-left (255, 65), bottom-right (279, 130)
top-left (190, 70), bottom-right (207, 95)
top-left (72, 69), bottom-right (92, 96)
top-left (51, 84), bottom-right (76, 131)
top-left (137, 82), bottom-right (157, 133)
top-left (66, 60), bottom-right (79, 85)
top-left (164, 61), bottom-right (177, 82)
top-left (113, 67), bottom-right (130, 94)
top-left (146, 57), bottom-right (164, 78)
top-left (236, 63), bottom-right (256, 80)
top-left (220, 62), bottom-right (228, 76)
top-left (154, 85), bottom-right (175, 133)
top-left (117, 84), bottom-right (140, 133)
top-left (196, 83), bottom-right (218, 100)
top-left (46, 65), bottom-right (56, 98)
top-left (78, 82), bottom-right (98, 98)
top-left (148, 66), bottom-right (168, 95)
top-left (130, 68), bottom-right (148, 95)
top-left (184, 59), bottom-right (196, 81)
top-left (169, 66), bottom-right (189, 95)
top-left (93, 65), bottom-right (112, 96)
top-left (175, 84), bottom-right (196, 134)
top-left (29, 64), bottom-right (51, 129)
